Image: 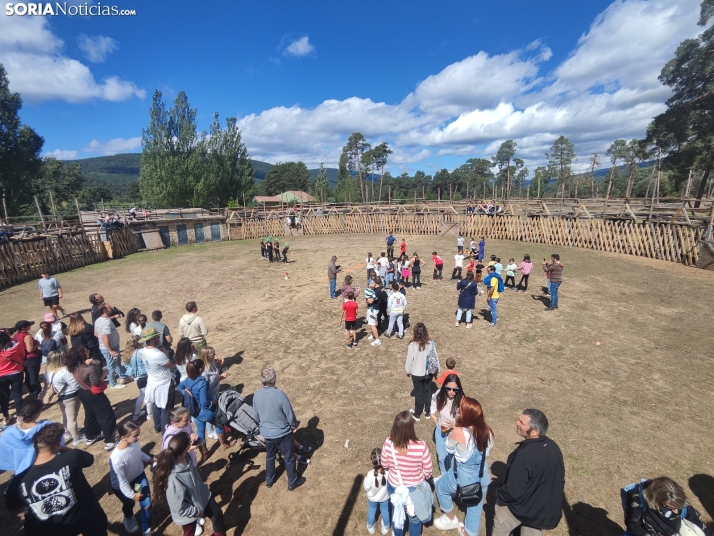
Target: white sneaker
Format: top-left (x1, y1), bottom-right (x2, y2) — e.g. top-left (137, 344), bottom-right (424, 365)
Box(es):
top-left (104, 442), bottom-right (117, 451)
top-left (434, 514), bottom-right (460, 530)
top-left (409, 409), bottom-right (420, 422)
top-left (380, 523), bottom-right (389, 535)
top-left (367, 522), bottom-right (376, 534)
top-left (208, 432), bottom-right (218, 440)
top-left (142, 531), bottom-right (152, 536)
top-left (111, 384), bottom-right (127, 389)
top-left (195, 523), bottom-right (204, 536)
top-left (123, 516), bottom-right (139, 534)
top-left (370, 339), bottom-right (381, 346)
top-left (197, 518), bottom-right (205, 527)
top-left (368, 334), bottom-right (374, 340)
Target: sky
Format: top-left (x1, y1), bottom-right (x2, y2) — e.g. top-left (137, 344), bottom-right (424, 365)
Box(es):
top-left (0, 0), bottom-right (705, 176)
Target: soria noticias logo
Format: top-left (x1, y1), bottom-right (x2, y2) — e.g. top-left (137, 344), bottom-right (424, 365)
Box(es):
top-left (5, 3), bottom-right (137, 16)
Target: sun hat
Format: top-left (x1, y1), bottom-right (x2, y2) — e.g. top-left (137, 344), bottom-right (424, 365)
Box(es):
top-left (15, 320), bottom-right (35, 330)
top-left (139, 326), bottom-right (161, 342)
top-left (43, 312), bottom-right (56, 322)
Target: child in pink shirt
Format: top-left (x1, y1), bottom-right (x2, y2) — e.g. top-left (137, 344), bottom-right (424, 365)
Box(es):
top-left (516, 254), bottom-right (533, 293)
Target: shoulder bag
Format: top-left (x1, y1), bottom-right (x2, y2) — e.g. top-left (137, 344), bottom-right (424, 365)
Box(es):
top-left (454, 446), bottom-right (487, 506)
top-left (39, 366), bottom-right (66, 405)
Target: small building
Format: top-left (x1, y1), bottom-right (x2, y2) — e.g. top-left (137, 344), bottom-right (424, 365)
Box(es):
top-left (276, 191), bottom-right (314, 204)
top-left (253, 196), bottom-right (281, 206)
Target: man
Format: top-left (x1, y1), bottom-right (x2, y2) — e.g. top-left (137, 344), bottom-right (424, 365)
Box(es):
top-left (147, 309), bottom-right (174, 356)
top-left (484, 265), bottom-right (501, 327)
top-left (364, 281), bottom-right (382, 346)
top-left (178, 301), bottom-right (208, 349)
top-left (385, 232), bottom-right (396, 258)
top-left (95, 303), bottom-right (127, 388)
top-left (327, 256), bottom-right (341, 299)
top-left (140, 327), bottom-right (176, 433)
top-left (88, 293), bottom-right (122, 325)
top-left (38, 271), bottom-right (64, 318)
top-left (493, 409), bottom-right (565, 536)
top-left (252, 367), bottom-right (306, 491)
top-left (386, 281), bottom-right (407, 339)
top-left (543, 254), bottom-right (563, 311)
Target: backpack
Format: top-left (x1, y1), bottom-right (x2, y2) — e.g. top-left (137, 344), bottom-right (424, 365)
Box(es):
top-left (182, 380), bottom-right (201, 418)
top-left (620, 480), bottom-right (689, 518)
top-left (40, 337), bottom-right (58, 357)
top-left (426, 341), bottom-right (439, 376)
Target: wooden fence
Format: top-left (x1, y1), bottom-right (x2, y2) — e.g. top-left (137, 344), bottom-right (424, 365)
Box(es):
top-left (0, 229), bottom-right (136, 289)
top-left (233, 212), bottom-right (703, 266)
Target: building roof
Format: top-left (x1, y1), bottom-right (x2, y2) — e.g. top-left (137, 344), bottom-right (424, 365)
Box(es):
top-left (276, 190), bottom-right (314, 202)
top-left (253, 196), bottom-right (281, 203)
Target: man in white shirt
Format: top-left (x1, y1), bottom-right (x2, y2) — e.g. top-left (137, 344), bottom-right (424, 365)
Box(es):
top-left (140, 327), bottom-right (176, 433)
top-left (385, 282), bottom-right (408, 339)
top-left (452, 253), bottom-right (465, 280)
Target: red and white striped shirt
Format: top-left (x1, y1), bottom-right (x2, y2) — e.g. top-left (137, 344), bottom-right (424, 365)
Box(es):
top-left (381, 438), bottom-right (433, 487)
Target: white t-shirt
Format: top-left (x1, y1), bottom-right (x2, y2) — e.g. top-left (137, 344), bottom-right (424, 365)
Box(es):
top-left (47, 367), bottom-right (79, 396)
top-left (366, 257), bottom-right (375, 270)
top-left (457, 237), bottom-right (464, 247)
top-left (454, 254), bottom-right (465, 268)
top-left (377, 257), bottom-right (389, 269)
top-left (141, 347), bottom-right (173, 384)
top-left (175, 353), bottom-right (197, 383)
top-left (402, 259), bottom-right (410, 270)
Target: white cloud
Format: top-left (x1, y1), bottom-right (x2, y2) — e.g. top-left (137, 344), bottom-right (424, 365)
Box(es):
top-left (77, 34), bottom-right (118, 63)
top-left (0, 16), bottom-right (144, 103)
top-left (283, 36), bottom-right (315, 57)
top-left (83, 137), bottom-right (142, 155)
top-left (235, 0), bottom-right (702, 174)
top-left (43, 148), bottom-right (79, 160)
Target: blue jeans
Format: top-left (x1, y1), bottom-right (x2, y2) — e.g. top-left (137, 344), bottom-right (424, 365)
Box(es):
top-left (102, 349), bottom-right (126, 387)
top-left (387, 482), bottom-right (422, 536)
top-left (367, 500), bottom-right (390, 529)
top-left (456, 309), bottom-right (472, 323)
top-left (329, 279), bottom-right (336, 298)
top-left (549, 281), bottom-right (561, 308)
top-left (192, 407), bottom-right (217, 444)
top-left (386, 273), bottom-right (394, 285)
top-left (436, 455), bottom-right (490, 536)
top-left (488, 298), bottom-right (498, 325)
top-left (114, 472), bottom-right (151, 532)
top-left (434, 427), bottom-right (453, 475)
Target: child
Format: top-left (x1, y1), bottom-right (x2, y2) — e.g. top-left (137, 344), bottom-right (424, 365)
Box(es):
top-left (341, 291), bottom-right (359, 349)
top-left (134, 314), bottom-right (148, 337)
top-left (153, 432), bottom-right (225, 536)
top-left (260, 239), bottom-right (266, 260)
top-left (38, 271), bottom-right (65, 318)
top-left (274, 240), bottom-right (281, 262)
top-left (478, 237), bottom-right (486, 261)
top-left (399, 238), bottom-right (407, 257)
top-left (266, 236), bottom-right (273, 263)
top-left (398, 280), bottom-right (407, 296)
top-left (494, 257), bottom-right (503, 276)
top-left (386, 282), bottom-right (407, 339)
top-left (435, 358), bottom-right (460, 387)
top-left (516, 254), bottom-right (533, 293)
top-left (456, 233), bottom-right (464, 254)
top-left (386, 256), bottom-right (395, 286)
top-left (400, 254), bottom-right (411, 286)
top-left (488, 254), bottom-right (496, 267)
top-left (282, 243), bottom-right (289, 263)
top-left (198, 346), bottom-right (226, 442)
top-left (465, 257), bottom-right (475, 275)
top-left (475, 259), bottom-right (485, 290)
top-left (469, 238), bottom-right (477, 256)
top-left (363, 448), bottom-right (390, 535)
top-left (162, 407), bottom-right (199, 467)
top-left (505, 258), bottom-right (518, 290)
top-left (110, 421), bottom-right (153, 536)
top-left (452, 251), bottom-right (465, 280)
top-left (123, 335), bottom-right (150, 423)
top-left (395, 256), bottom-right (403, 283)
top-left (366, 252), bottom-right (375, 285)
top-left (431, 251), bottom-right (444, 280)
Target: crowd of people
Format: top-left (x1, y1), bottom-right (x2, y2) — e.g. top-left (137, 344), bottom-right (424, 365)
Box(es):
top-left (0, 233), bottom-right (709, 536)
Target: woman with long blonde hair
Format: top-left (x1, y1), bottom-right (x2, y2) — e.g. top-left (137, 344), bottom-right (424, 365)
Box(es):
top-left (45, 350), bottom-right (84, 445)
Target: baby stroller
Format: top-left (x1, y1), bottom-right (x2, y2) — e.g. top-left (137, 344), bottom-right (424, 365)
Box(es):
top-left (217, 388), bottom-right (282, 465)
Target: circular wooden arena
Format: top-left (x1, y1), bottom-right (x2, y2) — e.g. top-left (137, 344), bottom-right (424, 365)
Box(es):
top-left (1, 232), bottom-right (713, 535)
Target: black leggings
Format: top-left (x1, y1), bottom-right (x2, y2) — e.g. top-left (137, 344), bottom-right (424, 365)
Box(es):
top-left (78, 389), bottom-right (117, 443)
top-left (24, 356), bottom-right (42, 395)
top-left (505, 275), bottom-right (515, 288)
top-left (433, 265), bottom-right (443, 279)
top-left (0, 371), bottom-right (24, 416)
top-left (411, 375), bottom-right (431, 418)
top-left (517, 274), bottom-right (529, 291)
top-left (412, 270), bottom-right (421, 287)
top-left (451, 267), bottom-right (462, 279)
top-left (182, 497), bottom-right (225, 536)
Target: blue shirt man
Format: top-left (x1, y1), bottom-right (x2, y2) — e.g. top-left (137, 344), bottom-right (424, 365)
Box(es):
top-left (385, 233), bottom-right (396, 258)
top-left (252, 367), bottom-right (305, 490)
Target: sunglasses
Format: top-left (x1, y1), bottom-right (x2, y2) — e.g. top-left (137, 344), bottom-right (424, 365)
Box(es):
top-left (445, 387), bottom-right (460, 393)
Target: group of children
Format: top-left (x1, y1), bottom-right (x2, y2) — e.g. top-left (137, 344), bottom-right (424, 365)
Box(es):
top-left (365, 251), bottom-right (424, 290)
top-left (260, 236), bottom-right (290, 263)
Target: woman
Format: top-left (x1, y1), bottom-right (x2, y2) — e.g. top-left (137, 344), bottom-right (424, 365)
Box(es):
top-left (45, 350), bottom-right (84, 445)
top-left (434, 397), bottom-right (493, 536)
top-left (404, 323), bottom-right (439, 421)
top-left (430, 374), bottom-right (464, 475)
top-left (0, 398), bottom-right (53, 475)
top-left (411, 253), bottom-right (422, 290)
top-left (177, 359), bottom-right (218, 461)
top-left (125, 307), bottom-right (142, 335)
top-left (13, 320), bottom-right (42, 396)
top-left (153, 431), bottom-right (226, 536)
top-left (0, 329), bottom-right (25, 427)
top-left (174, 337), bottom-right (196, 384)
top-left (64, 346), bottom-right (117, 450)
top-left (623, 477), bottom-right (712, 536)
top-left (380, 411), bottom-right (433, 536)
top-left (69, 312), bottom-right (102, 362)
top-left (17, 423), bottom-right (108, 536)
top-left (455, 272), bottom-right (478, 328)
top-left (123, 335), bottom-right (149, 422)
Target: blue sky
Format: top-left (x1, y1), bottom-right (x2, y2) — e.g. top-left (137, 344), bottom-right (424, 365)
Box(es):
top-left (0, 0), bottom-right (704, 175)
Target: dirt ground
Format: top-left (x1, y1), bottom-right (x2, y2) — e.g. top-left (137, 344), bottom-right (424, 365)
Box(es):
top-left (1, 233), bottom-right (713, 536)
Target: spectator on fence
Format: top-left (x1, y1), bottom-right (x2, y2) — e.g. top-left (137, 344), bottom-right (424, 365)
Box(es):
top-left (95, 303), bottom-right (128, 389)
top-left (69, 312), bottom-right (103, 361)
top-left (38, 271), bottom-right (65, 318)
top-left (179, 301), bottom-right (208, 350)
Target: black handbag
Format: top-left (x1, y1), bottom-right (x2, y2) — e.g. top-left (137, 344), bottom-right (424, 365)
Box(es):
top-left (454, 448), bottom-right (487, 506)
